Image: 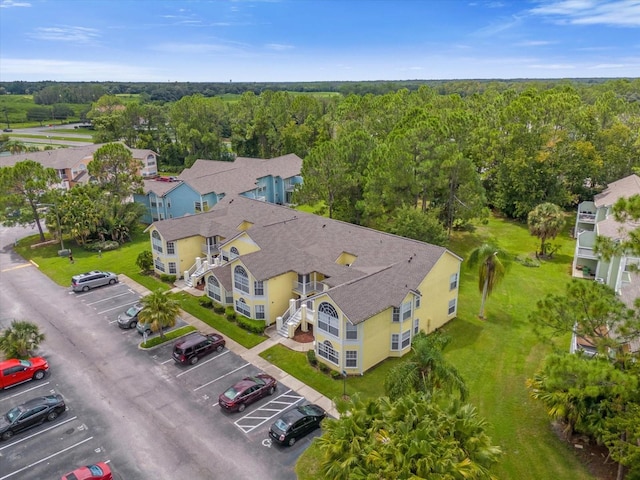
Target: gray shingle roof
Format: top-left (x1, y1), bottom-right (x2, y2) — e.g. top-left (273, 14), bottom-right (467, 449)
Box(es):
top-left (176, 154), bottom-right (302, 196)
top-left (0, 143), bottom-right (156, 170)
top-left (152, 196), bottom-right (459, 325)
top-left (594, 174), bottom-right (640, 208)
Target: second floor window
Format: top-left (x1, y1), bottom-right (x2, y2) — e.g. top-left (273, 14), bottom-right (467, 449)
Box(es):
top-left (207, 276), bottom-right (221, 302)
top-left (167, 242), bottom-right (175, 255)
top-left (254, 281), bottom-right (264, 296)
top-left (318, 302), bottom-right (339, 337)
top-left (234, 266), bottom-right (250, 293)
top-left (346, 323), bottom-right (358, 340)
top-left (195, 201), bottom-right (208, 212)
top-left (152, 230), bottom-right (163, 253)
top-left (450, 273), bottom-right (459, 290)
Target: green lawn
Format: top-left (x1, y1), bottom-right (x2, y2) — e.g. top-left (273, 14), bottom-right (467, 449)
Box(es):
top-left (15, 214), bottom-right (593, 479)
top-left (14, 228), bottom-right (169, 293)
top-left (295, 215), bottom-right (593, 480)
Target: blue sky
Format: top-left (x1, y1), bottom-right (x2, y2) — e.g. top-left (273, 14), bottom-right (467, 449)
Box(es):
top-left (1, 0), bottom-right (639, 82)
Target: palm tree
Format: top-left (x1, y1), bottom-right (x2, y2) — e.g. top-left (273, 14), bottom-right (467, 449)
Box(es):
top-left (467, 243), bottom-right (509, 319)
top-left (137, 289), bottom-right (181, 340)
top-left (527, 202), bottom-right (566, 257)
top-left (384, 331), bottom-right (468, 401)
top-left (0, 320), bottom-right (45, 359)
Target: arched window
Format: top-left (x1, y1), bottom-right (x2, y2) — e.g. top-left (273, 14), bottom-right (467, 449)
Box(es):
top-left (152, 230), bottom-right (163, 253)
top-left (234, 266), bottom-right (250, 293)
top-left (235, 297), bottom-right (251, 317)
top-left (318, 302), bottom-right (339, 336)
top-left (230, 246), bottom-right (240, 259)
top-left (207, 276), bottom-right (221, 302)
top-left (317, 340), bottom-right (339, 365)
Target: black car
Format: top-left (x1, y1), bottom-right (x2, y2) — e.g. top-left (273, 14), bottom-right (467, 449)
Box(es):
top-left (0, 394), bottom-right (66, 440)
top-left (269, 404), bottom-right (326, 446)
top-left (172, 332), bottom-right (226, 365)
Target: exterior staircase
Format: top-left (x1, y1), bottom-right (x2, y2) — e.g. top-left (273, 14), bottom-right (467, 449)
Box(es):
top-left (278, 309), bottom-right (303, 337)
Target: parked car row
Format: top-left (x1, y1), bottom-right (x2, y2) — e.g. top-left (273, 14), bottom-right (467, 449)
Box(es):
top-left (0, 356), bottom-right (49, 390)
top-left (0, 390), bottom-right (113, 477)
top-left (114, 297), bottom-right (326, 448)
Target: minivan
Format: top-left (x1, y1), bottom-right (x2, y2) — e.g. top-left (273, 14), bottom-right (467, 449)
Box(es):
top-left (172, 332), bottom-right (225, 365)
top-left (71, 271), bottom-right (118, 292)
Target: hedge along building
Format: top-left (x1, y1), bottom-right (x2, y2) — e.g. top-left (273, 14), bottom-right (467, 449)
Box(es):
top-left (147, 196), bottom-right (462, 374)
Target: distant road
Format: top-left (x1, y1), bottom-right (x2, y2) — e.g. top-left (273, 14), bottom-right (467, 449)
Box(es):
top-left (4, 123), bottom-right (94, 147)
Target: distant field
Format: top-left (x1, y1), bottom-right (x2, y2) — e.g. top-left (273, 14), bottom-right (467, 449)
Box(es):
top-left (0, 95), bottom-right (85, 128)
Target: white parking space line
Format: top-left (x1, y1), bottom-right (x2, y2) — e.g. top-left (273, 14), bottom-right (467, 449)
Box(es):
top-left (195, 363), bottom-right (251, 392)
top-left (0, 436), bottom-right (94, 480)
top-left (84, 291), bottom-right (133, 306)
top-left (234, 390), bottom-right (304, 433)
top-left (161, 358), bottom-right (174, 365)
top-left (0, 382), bottom-right (50, 403)
top-left (176, 350), bottom-right (229, 378)
top-left (0, 415), bottom-right (78, 451)
top-left (97, 301), bottom-right (139, 315)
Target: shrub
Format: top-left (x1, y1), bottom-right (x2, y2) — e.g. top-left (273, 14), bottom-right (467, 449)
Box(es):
top-left (198, 297), bottom-right (213, 308)
top-left (318, 362), bottom-right (330, 374)
top-left (136, 250), bottom-right (153, 273)
top-left (213, 303), bottom-right (226, 314)
top-left (236, 315), bottom-right (265, 334)
top-left (140, 325), bottom-right (196, 349)
top-left (160, 274), bottom-right (176, 284)
top-left (84, 240), bottom-right (119, 252)
top-left (331, 370), bottom-right (343, 380)
top-left (306, 349), bottom-right (317, 367)
top-left (225, 307), bottom-right (236, 322)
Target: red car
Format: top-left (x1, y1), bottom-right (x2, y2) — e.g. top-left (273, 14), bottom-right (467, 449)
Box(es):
top-left (61, 462), bottom-right (112, 480)
top-left (0, 357), bottom-right (49, 390)
top-left (219, 374), bottom-right (277, 412)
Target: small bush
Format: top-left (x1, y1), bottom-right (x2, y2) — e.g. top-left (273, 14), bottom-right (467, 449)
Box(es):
top-left (213, 303), bottom-right (226, 314)
top-left (198, 297), bottom-right (213, 308)
top-left (225, 307), bottom-right (236, 322)
top-left (306, 349), bottom-right (317, 367)
top-left (160, 274), bottom-right (177, 284)
top-left (140, 325), bottom-right (196, 349)
top-left (236, 315), bottom-right (265, 334)
top-left (84, 240), bottom-right (119, 252)
top-left (318, 362), bottom-right (330, 374)
top-left (331, 370), bottom-right (343, 380)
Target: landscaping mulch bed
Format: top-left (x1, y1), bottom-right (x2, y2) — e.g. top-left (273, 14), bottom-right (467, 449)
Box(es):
top-left (552, 422), bottom-right (618, 480)
top-left (292, 326), bottom-right (314, 343)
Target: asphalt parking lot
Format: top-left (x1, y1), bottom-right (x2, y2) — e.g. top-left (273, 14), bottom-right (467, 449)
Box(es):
top-left (0, 374), bottom-right (118, 480)
top-left (1, 277), bottom-right (325, 479)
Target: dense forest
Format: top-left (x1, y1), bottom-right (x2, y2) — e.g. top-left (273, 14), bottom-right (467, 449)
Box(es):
top-left (2, 78), bottom-right (640, 241)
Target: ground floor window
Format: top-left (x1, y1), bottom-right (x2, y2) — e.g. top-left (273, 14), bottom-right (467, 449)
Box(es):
top-left (317, 340), bottom-right (339, 365)
top-left (401, 329), bottom-right (411, 349)
top-left (448, 298), bottom-right (457, 315)
top-left (255, 305), bottom-right (265, 319)
top-left (345, 350), bottom-right (357, 368)
top-left (168, 262), bottom-right (177, 274)
top-left (154, 257), bottom-right (165, 272)
top-left (413, 318), bottom-right (420, 335)
top-left (235, 298), bottom-right (251, 317)
top-left (391, 333), bottom-right (399, 351)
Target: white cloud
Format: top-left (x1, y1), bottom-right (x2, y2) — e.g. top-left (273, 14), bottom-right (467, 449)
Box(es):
top-left (515, 40), bottom-right (557, 46)
top-left (0, 0), bottom-right (31, 8)
top-left (265, 43), bottom-right (293, 51)
top-left (0, 58), bottom-right (160, 81)
top-left (529, 63), bottom-right (576, 69)
top-left (29, 26), bottom-right (100, 43)
top-left (152, 42), bottom-right (237, 54)
top-left (530, 0), bottom-right (640, 27)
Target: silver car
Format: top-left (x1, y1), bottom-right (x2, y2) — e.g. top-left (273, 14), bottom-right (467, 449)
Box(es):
top-left (117, 303), bottom-right (144, 329)
top-left (71, 271), bottom-right (118, 292)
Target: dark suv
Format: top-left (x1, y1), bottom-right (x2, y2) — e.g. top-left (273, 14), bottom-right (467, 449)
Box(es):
top-left (71, 271), bottom-right (118, 292)
top-left (172, 332), bottom-right (225, 365)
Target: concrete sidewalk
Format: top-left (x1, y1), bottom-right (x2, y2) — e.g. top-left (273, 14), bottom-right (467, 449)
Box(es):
top-left (120, 275), bottom-right (339, 418)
